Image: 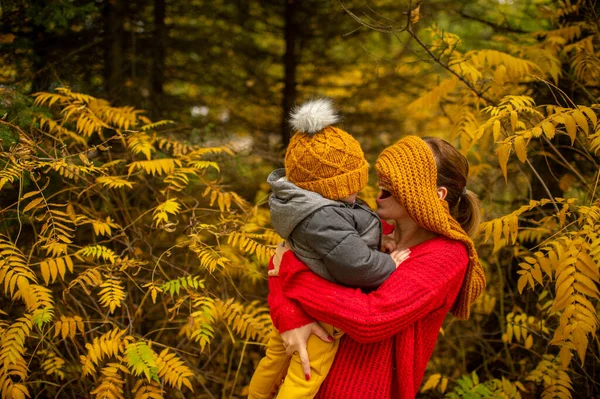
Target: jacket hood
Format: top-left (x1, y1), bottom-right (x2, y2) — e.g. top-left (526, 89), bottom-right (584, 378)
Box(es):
top-left (268, 168), bottom-right (341, 238)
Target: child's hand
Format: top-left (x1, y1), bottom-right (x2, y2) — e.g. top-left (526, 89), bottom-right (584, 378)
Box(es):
top-left (381, 235), bottom-right (396, 253)
top-left (269, 241), bottom-right (292, 277)
top-left (391, 248), bottom-right (410, 268)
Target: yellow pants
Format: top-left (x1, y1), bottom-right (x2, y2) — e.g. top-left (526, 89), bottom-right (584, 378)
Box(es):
top-left (248, 323), bottom-right (343, 399)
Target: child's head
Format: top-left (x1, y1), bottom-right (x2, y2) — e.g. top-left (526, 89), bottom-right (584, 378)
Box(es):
top-left (284, 98), bottom-right (368, 201)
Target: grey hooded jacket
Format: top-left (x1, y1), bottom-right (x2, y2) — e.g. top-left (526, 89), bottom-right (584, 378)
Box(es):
top-left (268, 169), bottom-right (396, 288)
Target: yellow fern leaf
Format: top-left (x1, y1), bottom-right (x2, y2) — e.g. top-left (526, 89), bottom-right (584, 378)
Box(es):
top-left (80, 329), bottom-right (132, 376)
top-left (89, 362), bottom-right (129, 399)
top-left (65, 267), bottom-right (103, 296)
top-left (77, 245), bottom-right (117, 264)
top-left (98, 276), bottom-right (126, 313)
top-left (96, 176), bottom-right (135, 189)
top-left (132, 379), bottom-right (165, 399)
top-left (155, 348), bottom-right (194, 391)
top-left (127, 133), bottom-right (155, 160)
top-left (54, 315), bottom-right (85, 340)
top-left (128, 158), bottom-right (182, 176)
top-left (152, 199), bottom-right (181, 227)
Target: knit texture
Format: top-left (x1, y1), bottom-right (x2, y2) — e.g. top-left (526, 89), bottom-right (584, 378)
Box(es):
top-left (285, 102), bottom-right (369, 200)
top-left (375, 135), bottom-right (486, 319)
top-left (269, 236), bottom-right (469, 398)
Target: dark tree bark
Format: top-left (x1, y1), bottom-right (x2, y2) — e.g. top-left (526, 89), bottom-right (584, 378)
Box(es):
top-left (281, 0), bottom-right (298, 147)
top-left (31, 24), bottom-right (53, 92)
top-left (151, 0), bottom-right (166, 117)
top-left (103, 0), bottom-right (125, 101)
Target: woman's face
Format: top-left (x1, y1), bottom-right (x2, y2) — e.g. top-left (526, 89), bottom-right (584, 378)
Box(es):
top-left (375, 179), bottom-right (408, 220)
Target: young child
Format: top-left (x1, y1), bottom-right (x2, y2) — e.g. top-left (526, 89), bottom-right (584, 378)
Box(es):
top-left (248, 99), bottom-right (405, 399)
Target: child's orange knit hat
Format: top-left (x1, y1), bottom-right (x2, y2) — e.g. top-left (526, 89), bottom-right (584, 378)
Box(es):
top-left (376, 135), bottom-right (486, 320)
top-left (285, 99), bottom-right (369, 200)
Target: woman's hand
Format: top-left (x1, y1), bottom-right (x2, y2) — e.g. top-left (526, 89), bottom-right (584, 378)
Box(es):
top-left (391, 248), bottom-right (410, 268)
top-left (269, 241), bottom-right (292, 277)
top-left (280, 322), bottom-right (332, 380)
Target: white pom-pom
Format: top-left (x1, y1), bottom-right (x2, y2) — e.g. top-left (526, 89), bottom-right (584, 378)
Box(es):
top-left (289, 98), bottom-right (340, 135)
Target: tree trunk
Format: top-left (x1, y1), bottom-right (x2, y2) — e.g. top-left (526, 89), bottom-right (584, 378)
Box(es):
top-left (281, 0), bottom-right (298, 147)
top-left (103, 0), bottom-right (125, 101)
top-left (151, 0), bottom-right (166, 117)
top-left (31, 24), bottom-right (53, 93)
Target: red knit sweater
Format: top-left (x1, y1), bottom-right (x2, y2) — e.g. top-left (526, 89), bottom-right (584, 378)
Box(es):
top-left (267, 236), bottom-right (469, 399)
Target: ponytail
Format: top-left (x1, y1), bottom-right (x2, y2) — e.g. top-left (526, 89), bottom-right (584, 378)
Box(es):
top-left (453, 189), bottom-right (482, 238)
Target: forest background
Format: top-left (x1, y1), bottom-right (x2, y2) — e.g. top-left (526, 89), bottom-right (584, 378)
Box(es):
top-left (0, 0), bottom-right (599, 398)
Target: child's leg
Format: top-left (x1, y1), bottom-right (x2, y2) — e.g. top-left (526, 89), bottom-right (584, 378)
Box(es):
top-left (276, 323), bottom-right (344, 399)
top-left (248, 328), bottom-right (291, 399)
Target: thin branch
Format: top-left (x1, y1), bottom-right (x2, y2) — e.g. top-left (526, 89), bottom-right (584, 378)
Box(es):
top-left (405, 25), bottom-right (495, 104)
top-left (525, 158), bottom-right (561, 214)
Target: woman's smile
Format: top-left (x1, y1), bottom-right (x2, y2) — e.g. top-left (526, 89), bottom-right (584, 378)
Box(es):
top-left (377, 187), bottom-right (392, 202)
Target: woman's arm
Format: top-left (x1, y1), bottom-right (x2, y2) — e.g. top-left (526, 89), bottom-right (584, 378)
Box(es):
top-left (279, 239), bottom-right (469, 343)
top-left (267, 255), bottom-right (315, 332)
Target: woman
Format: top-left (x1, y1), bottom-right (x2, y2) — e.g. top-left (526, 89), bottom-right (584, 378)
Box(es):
top-left (267, 135), bottom-right (486, 398)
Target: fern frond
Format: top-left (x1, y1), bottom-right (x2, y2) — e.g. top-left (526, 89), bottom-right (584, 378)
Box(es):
top-left (77, 245), bottom-right (118, 265)
top-left (0, 161), bottom-right (24, 191)
top-left (187, 160), bottom-right (220, 172)
top-left (80, 329), bottom-right (132, 376)
top-left (189, 296), bottom-right (216, 351)
top-left (214, 298), bottom-right (272, 343)
top-left (481, 199), bottom-right (552, 252)
top-left (155, 136), bottom-right (196, 157)
top-left (526, 355), bottom-right (573, 399)
top-left (128, 158), bottom-right (182, 176)
top-left (202, 184), bottom-right (249, 212)
top-left (38, 349), bottom-right (66, 380)
top-left (37, 116), bottom-right (87, 145)
top-left (132, 379), bottom-right (165, 399)
top-left (502, 312), bottom-right (549, 349)
top-left (96, 175), bottom-right (135, 189)
top-left (65, 267), bottom-right (103, 296)
top-left (0, 315), bottom-right (33, 366)
top-left (31, 304), bottom-right (54, 328)
top-left (549, 237), bottom-right (599, 368)
top-left (152, 198), bottom-right (181, 227)
top-left (187, 146), bottom-right (234, 159)
top-left (161, 276), bottom-right (204, 296)
top-left (125, 342), bottom-right (159, 382)
top-left (227, 231), bottom-right (275, 263)
top-left (0, 238), bottom-right (38, 299)
top-left (90, 362), bottom-right (129, 399)
top-left (163, 168), bottom-right (198, 192)
top-left (188, 237), bottom-right (229, 272)
top-left (98, 276), bottom-right (126, 313)
top-left (0, 357), bottom-right (29, 399)
top-left (97, 105), bottom-right (143, 130)
top-left (467, 49), bottom-right (540, 79)
top-left (155, 348), bottom-right (194, 391)
top-left (54, 315), bottom-right (85, 340)
top-left (141, 119), bottom-right (174, 131)
top-left (39, 255), bottom-right (74, 284)
top-left (127, 133), bottom-right (155, 160)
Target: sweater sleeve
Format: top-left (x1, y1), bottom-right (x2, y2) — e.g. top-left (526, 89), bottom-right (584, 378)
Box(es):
top-left (298, 207), bottom-right (396, 288)
top-left (278, 239), bottom-right (469, 343)
top-left (267, 256), bottom-right (315, 332)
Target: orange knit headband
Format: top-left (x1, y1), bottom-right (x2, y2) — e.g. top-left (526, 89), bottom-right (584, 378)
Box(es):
top-left (376, 135), bottom-right (486, 320)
